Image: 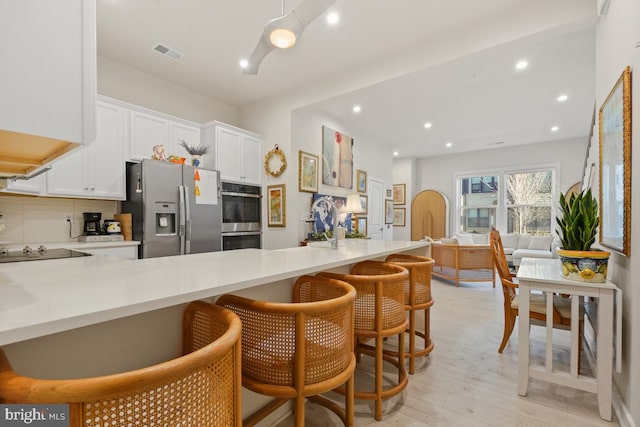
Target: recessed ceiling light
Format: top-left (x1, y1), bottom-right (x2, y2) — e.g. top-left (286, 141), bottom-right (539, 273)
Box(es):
top-left (239, 59), bottom-right (249, 69)
top-left (327, 12), bottom-right (339, 25)
top-left (393, 151), bottom-right (399, 156)
top-left (515, 60), bottom-right (528, 70)
top-left (352, 105), bottom-right (361, 113)
top-left (556, 94), bottom-right (568, 102)
top-left (445, 142), bottom-right (453, 148)
top-left (424, 122), bottom-right (432, 129)
top-left (551, 126), bottom-right (559, 132)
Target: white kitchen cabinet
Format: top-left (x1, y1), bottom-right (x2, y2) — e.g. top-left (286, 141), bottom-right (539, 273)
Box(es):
top-left (46, 102), bottom-right (126, 199)
top-left (1, 174), bottom-right (47, 195)
top-left (170, 122), bottom-right (202, 161)
top-left (0, 0), bottom-right (96, 178)
top-left (202, 121), bottom-right (263, 185)
top-left (128, 110), bottom-right (201, 162)
top-left (128, 111), bottom-right (169, 161)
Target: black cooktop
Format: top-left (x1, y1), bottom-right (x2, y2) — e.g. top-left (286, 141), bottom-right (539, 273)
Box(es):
top-left (0, 248), bottom-right (92, 263)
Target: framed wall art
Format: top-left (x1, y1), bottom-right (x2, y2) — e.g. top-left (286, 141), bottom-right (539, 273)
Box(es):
top-left (393, 208), bottom-right (406, 227)
top-left (384, 199), bottom-right (394, 224)
top-left (267, 184), bottom-right (286, 227)
top-left (322, 126), bottom-right (353, 189)
top-left (599, 65), bottom-right (631, 256)
top-left (298, 151), bottom-right (318, 193)
top-left (357, 217), bottom-right (367, 235)
top-left (359, 195), bottom-right (368, 215)
top-left (356, 169), bottom-right (367, 193)
top-left (393, 184), bottom-right (406, 205)
top-left (311, 194), bottom-right (352, 233)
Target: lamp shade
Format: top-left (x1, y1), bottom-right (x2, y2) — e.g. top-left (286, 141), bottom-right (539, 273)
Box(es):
top-left (345, 193), bottom-right (364, 214)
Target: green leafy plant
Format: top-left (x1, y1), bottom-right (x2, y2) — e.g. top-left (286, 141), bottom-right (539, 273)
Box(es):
top-left (556, 189), bottom-right (599, 251)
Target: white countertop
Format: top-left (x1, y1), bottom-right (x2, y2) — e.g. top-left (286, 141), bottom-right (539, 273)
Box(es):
top-left (0, 239), bottom-right (428, 346)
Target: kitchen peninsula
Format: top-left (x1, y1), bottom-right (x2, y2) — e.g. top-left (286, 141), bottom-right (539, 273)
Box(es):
top-left (0, 239), bottom-right (428, 378)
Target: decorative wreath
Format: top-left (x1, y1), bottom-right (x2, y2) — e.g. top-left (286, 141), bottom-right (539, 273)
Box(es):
top-left (264, 144), bottom-right (287, 177)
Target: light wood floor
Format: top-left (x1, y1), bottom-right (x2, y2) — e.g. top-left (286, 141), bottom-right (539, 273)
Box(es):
top-left (277, 278), bottom-right (619, 426)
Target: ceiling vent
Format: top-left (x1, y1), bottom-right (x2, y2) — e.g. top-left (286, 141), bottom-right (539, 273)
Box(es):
top-left (153, 44), bottom-right (182, 60)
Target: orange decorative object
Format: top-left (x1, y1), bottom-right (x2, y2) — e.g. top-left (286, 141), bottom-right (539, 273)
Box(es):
top-left (194, 169), bottom-right (201, 180)
top-left (168, 156), bottom-right (186, 164)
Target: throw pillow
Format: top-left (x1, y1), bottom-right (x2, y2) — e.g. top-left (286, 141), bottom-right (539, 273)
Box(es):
top-left (471, 233), bottom-right (489, 244)
top-left (501, 234), bottom-right (519, 249)
top-left (455, 233), bottom-right (475, 245)
top-left (528, 235), bottom-right (554, 251)
top-left (517, 235), bottom-right (532, 249)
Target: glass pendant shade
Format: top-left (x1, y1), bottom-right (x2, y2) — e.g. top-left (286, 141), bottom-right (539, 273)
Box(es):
top-left (269, 28), bottom-right (297, 48)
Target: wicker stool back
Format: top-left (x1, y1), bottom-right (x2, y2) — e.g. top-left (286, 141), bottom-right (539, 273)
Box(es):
top-left (216, 275), bottom-right (356, 427)
top-left (385, 253), bottom-right (435, 374)
top-left (0, 301), bottom-right (242, 427)
top-left (318, 260), bottom-right (409, 421)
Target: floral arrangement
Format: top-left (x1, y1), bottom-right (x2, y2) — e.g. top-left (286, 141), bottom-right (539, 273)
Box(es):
top-left (178, 140), bottom-right (211, 156)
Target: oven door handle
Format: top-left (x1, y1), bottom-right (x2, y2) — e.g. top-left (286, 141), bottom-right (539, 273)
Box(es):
top-left (221, 191), bottom-right (261, 199)
top-left (222, 231), bottom-right (262, 237)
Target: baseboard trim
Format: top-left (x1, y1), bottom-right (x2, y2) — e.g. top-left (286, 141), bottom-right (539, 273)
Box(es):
top-left (613, 384), bottom-right (636, 427)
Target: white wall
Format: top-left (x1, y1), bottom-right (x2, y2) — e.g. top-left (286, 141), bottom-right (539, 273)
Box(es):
top-left (260, 110), bottom-right (393, 250)
top-left (97, 56), bottom-right (240, 125)
top-left (411, 137), bottom-right (587, 237)
top-left (595, 0), bottom-right (640, 424)
top-left (392, 157), bottom-right (416, 241)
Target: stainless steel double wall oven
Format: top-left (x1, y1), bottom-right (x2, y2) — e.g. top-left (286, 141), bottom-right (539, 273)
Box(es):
top-left (220, 181), bottom-right (262, 250)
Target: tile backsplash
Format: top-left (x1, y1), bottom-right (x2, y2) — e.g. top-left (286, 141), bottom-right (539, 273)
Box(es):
top-left (0, 195), bottom-right (119, 245)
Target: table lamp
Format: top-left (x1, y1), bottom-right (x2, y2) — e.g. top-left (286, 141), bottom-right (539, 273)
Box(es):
top-left (345, 193), bottom-right (364, 233)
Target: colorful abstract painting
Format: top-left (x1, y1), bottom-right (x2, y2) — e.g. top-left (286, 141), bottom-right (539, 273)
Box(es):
top-left (322, 126), bottom-right (353, 189)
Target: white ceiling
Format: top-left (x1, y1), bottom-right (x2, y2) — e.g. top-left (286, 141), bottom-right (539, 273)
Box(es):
top-left (96, 0), bottom-right (596, 158)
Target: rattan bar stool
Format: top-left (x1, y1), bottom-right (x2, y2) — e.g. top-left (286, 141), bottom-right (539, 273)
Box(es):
top-left (0, 301), bottom-right (242, 427)
top-left (318, 261), bottom-right (409, 421)
top-left (216, 275), bottom-right (356, 427)
top-left (385, 253), bottom-right (435, 374)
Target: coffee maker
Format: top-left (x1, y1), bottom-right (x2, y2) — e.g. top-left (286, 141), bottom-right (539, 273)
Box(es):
top-left (83, 212), bottom-right (102, 235)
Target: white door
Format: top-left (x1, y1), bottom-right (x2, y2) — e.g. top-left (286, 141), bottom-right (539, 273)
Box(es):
top-left (368, 178), bottom-right (386, 240)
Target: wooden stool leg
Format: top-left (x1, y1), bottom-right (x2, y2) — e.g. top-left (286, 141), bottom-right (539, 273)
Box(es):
top-left (409, 308), bottom-right (416, 374)
top-left (375, 334), bottom-right (383, 421)
top-left (295, 394), bottom-right (305, 426)
top-left (346, 373), bottom-right (355, 427)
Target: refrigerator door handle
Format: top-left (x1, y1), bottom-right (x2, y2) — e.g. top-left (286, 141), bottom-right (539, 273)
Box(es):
top-left (179, 185), bottom-right (186, 255)
top-left (184, 186), bottom-right (192, 254)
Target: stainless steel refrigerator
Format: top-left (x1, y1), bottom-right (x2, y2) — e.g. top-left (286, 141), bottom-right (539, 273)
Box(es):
top-left (123, 160), bottom-right (222, 259)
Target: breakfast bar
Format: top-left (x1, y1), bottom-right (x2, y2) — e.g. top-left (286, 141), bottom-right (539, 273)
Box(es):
top-left (0, 239), bottom-right (428, 369)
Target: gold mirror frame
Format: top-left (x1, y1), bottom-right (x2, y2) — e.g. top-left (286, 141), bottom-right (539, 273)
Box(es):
top-left (599, 66), bottom-right (631, 256)
top-left (264, 145), bottom-right (287, 177)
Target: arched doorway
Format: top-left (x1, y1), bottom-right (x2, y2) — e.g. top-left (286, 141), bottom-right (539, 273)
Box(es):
top-left (411, 190), bottom-right (448, 240)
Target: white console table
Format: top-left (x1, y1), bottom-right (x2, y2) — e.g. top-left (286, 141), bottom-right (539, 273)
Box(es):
top-left (516, 258), bottom-right (619, 421)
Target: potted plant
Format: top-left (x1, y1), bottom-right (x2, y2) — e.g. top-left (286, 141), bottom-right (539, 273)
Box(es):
top-left (556, 188), bottom-right (610, 282)
top-left (178, 140), bottom-right (211, 166)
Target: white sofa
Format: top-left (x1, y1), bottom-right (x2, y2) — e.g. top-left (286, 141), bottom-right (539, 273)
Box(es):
top-left (450, 232), bottom-right (557, 267)
top-left (499, 234), bottom-right (558, 266)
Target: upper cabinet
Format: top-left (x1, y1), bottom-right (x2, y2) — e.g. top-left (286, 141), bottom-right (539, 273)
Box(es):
top-left (202, 121), bottom-right (263, 185)
top-left (46, 101), bottom-right (126, 200)
top-left (128, 110), bottom-right (200, 162)
top-left (0, 0), bottom-right (96, 178)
